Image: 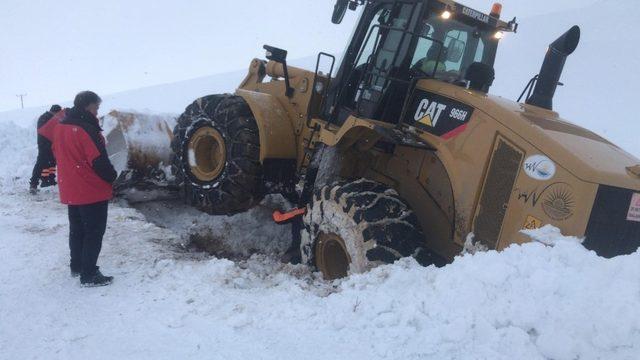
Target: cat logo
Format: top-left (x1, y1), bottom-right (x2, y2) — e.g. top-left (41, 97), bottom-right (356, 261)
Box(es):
top-left (404, 89), bottom-right (474, 138)
top-left (414, 99), bottom-right (447, 128)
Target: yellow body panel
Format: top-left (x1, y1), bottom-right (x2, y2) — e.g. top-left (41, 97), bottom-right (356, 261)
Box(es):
top-left (311, 79), bottom-right (640, 260)
top-left (233, 57), bottom-right (640, 261)
top-left (235, 88), bottom-right (297, 161)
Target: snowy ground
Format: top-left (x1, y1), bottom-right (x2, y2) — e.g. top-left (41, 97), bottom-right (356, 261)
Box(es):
top-left (2, 189), bottom-right (640, 360)
top-left (1, 124), bottom-right (640, 359)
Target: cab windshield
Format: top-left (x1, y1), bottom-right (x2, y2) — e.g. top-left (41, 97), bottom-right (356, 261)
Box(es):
top-left (352, 3), bottom-right (498, 85)
top-left (331, 1), bottom-right (501, 124)
top-left (409, 11), bottom-right (497, 82)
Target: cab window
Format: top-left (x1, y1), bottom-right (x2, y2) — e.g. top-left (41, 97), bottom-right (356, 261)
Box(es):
top-left (409, 11), bottom-right (497, 81)
top-left (356, 7), bottom-right (392, 67)
top-left (443, 30), bottom-right (468, 71)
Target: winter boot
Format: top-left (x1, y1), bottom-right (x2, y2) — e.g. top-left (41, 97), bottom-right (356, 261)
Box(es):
top-left (70, 268), bottom-right (81, 278)
top-left (29, 185), bottom-right (38, 195)
top-left (80, 269), bottom-right (113, 287)
top-left (41, 175), bottom-right (57, 188)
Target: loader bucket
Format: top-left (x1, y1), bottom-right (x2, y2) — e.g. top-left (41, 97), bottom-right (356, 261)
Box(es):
top-left (102, 110), bottom-right (176, 192)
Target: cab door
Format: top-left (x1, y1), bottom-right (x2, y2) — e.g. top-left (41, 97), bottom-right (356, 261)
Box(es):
top-left (332, 1), bottom-right (424, 125)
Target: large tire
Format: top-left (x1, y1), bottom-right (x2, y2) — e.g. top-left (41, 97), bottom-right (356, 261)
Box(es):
top-left (301, 178), bottom-right (433, 279)
top-left (171, 95), bottom-right (264, 215)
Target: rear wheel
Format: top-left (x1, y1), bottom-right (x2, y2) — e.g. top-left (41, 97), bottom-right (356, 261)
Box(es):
top-left (171, 95), bottom-right (264, 215)
top-left (301, 179), bottom-right (435, 280)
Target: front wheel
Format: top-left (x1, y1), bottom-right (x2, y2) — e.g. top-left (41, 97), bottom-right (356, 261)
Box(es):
top-left (300, 179), bottom-right (434, 280)
top-left (171, 95), bottom-right (264, 215)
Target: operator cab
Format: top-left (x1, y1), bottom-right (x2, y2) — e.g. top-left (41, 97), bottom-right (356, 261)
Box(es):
top-left (325, 0), bottom-right (516, 125)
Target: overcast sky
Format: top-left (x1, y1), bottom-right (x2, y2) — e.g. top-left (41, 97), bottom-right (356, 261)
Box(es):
top-left (0, 0), bottom-right (598, 112)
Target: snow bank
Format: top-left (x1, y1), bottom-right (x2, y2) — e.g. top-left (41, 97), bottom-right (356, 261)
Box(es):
top-left (337, 241), bottom-right (640, 360)
top-left (0, 121), bottom-right (37, 193)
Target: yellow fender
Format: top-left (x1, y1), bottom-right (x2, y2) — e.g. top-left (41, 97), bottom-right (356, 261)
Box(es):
top-left (317, 117), bottom-right (388, 153)
top-left (235, 89), bottom-right (297, 162)
top-left (320, 116), bottom-right (438, 152)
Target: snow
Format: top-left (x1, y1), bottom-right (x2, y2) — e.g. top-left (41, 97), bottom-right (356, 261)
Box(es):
top-left (2, 109), bottom-right (639, 359)
top-left (462, 233), bottom-right (488, 254)
top-left (2, 1), bottom-right (640, 359)
top-left (0, 121), bottom-right (38, 190)
top-left (102, 111), bottom-right (177, 175)
top-left (1, 188), bottom-right (640, 359)
top-left (521, 224), bottom-right (584, 247)
top-left (1, 125), bottom-right (639, 359)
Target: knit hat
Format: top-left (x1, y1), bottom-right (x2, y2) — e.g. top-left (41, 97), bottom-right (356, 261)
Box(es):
top-left (50, 104), bottom-right (62, 112)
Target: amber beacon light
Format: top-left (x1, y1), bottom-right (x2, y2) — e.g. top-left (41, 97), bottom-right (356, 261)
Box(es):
top-left (491, 3), bottom-right (502, 19)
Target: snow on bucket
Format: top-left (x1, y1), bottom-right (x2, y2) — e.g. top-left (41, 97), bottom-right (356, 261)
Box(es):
top-left (102, 110), bottom-right (176, 189)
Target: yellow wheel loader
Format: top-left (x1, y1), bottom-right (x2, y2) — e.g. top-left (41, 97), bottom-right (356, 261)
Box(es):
top-left (128, 0), bottom-right (640, 279)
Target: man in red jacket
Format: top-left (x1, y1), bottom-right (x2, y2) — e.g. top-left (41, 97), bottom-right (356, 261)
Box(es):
top-left (29, 105), bottom-right (63, 194)
top-left (53, 91), bottom-right (117, 287)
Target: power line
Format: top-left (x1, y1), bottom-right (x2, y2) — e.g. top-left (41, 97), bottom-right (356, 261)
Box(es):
top-left (16, 94), bottom-right (27, 109)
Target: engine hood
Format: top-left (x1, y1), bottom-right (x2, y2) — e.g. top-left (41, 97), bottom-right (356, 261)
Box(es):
top-left (408, 80), bottom-right (640, 189)
top-left (483, 93), bottom-right (640, 190)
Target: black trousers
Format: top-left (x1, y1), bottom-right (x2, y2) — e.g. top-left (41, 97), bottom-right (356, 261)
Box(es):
top-left (30, 135), bottom-right (56, 188)
top-left (68, 201), bottom-right (109, 277)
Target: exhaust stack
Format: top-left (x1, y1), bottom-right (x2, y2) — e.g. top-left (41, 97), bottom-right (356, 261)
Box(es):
top-left (526, 25), bottom-right (581, 110)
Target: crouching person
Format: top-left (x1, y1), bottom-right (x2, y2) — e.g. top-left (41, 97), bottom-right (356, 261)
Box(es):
top-left (53, 91), bottom-right (117, 287)
top-left (29, 105), bottom-right (63, 193)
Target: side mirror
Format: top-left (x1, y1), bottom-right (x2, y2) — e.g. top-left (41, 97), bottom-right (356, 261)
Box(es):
top-left (446, 39), bottom-right (465, 63)
top-left (332, 0), bottom-right (349, 24)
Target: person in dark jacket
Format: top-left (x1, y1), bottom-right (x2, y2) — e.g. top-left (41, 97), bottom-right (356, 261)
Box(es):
top-left (53, 91), bottom-right (117, 287)
top-left (29, 105), bottom-right (63, 194)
